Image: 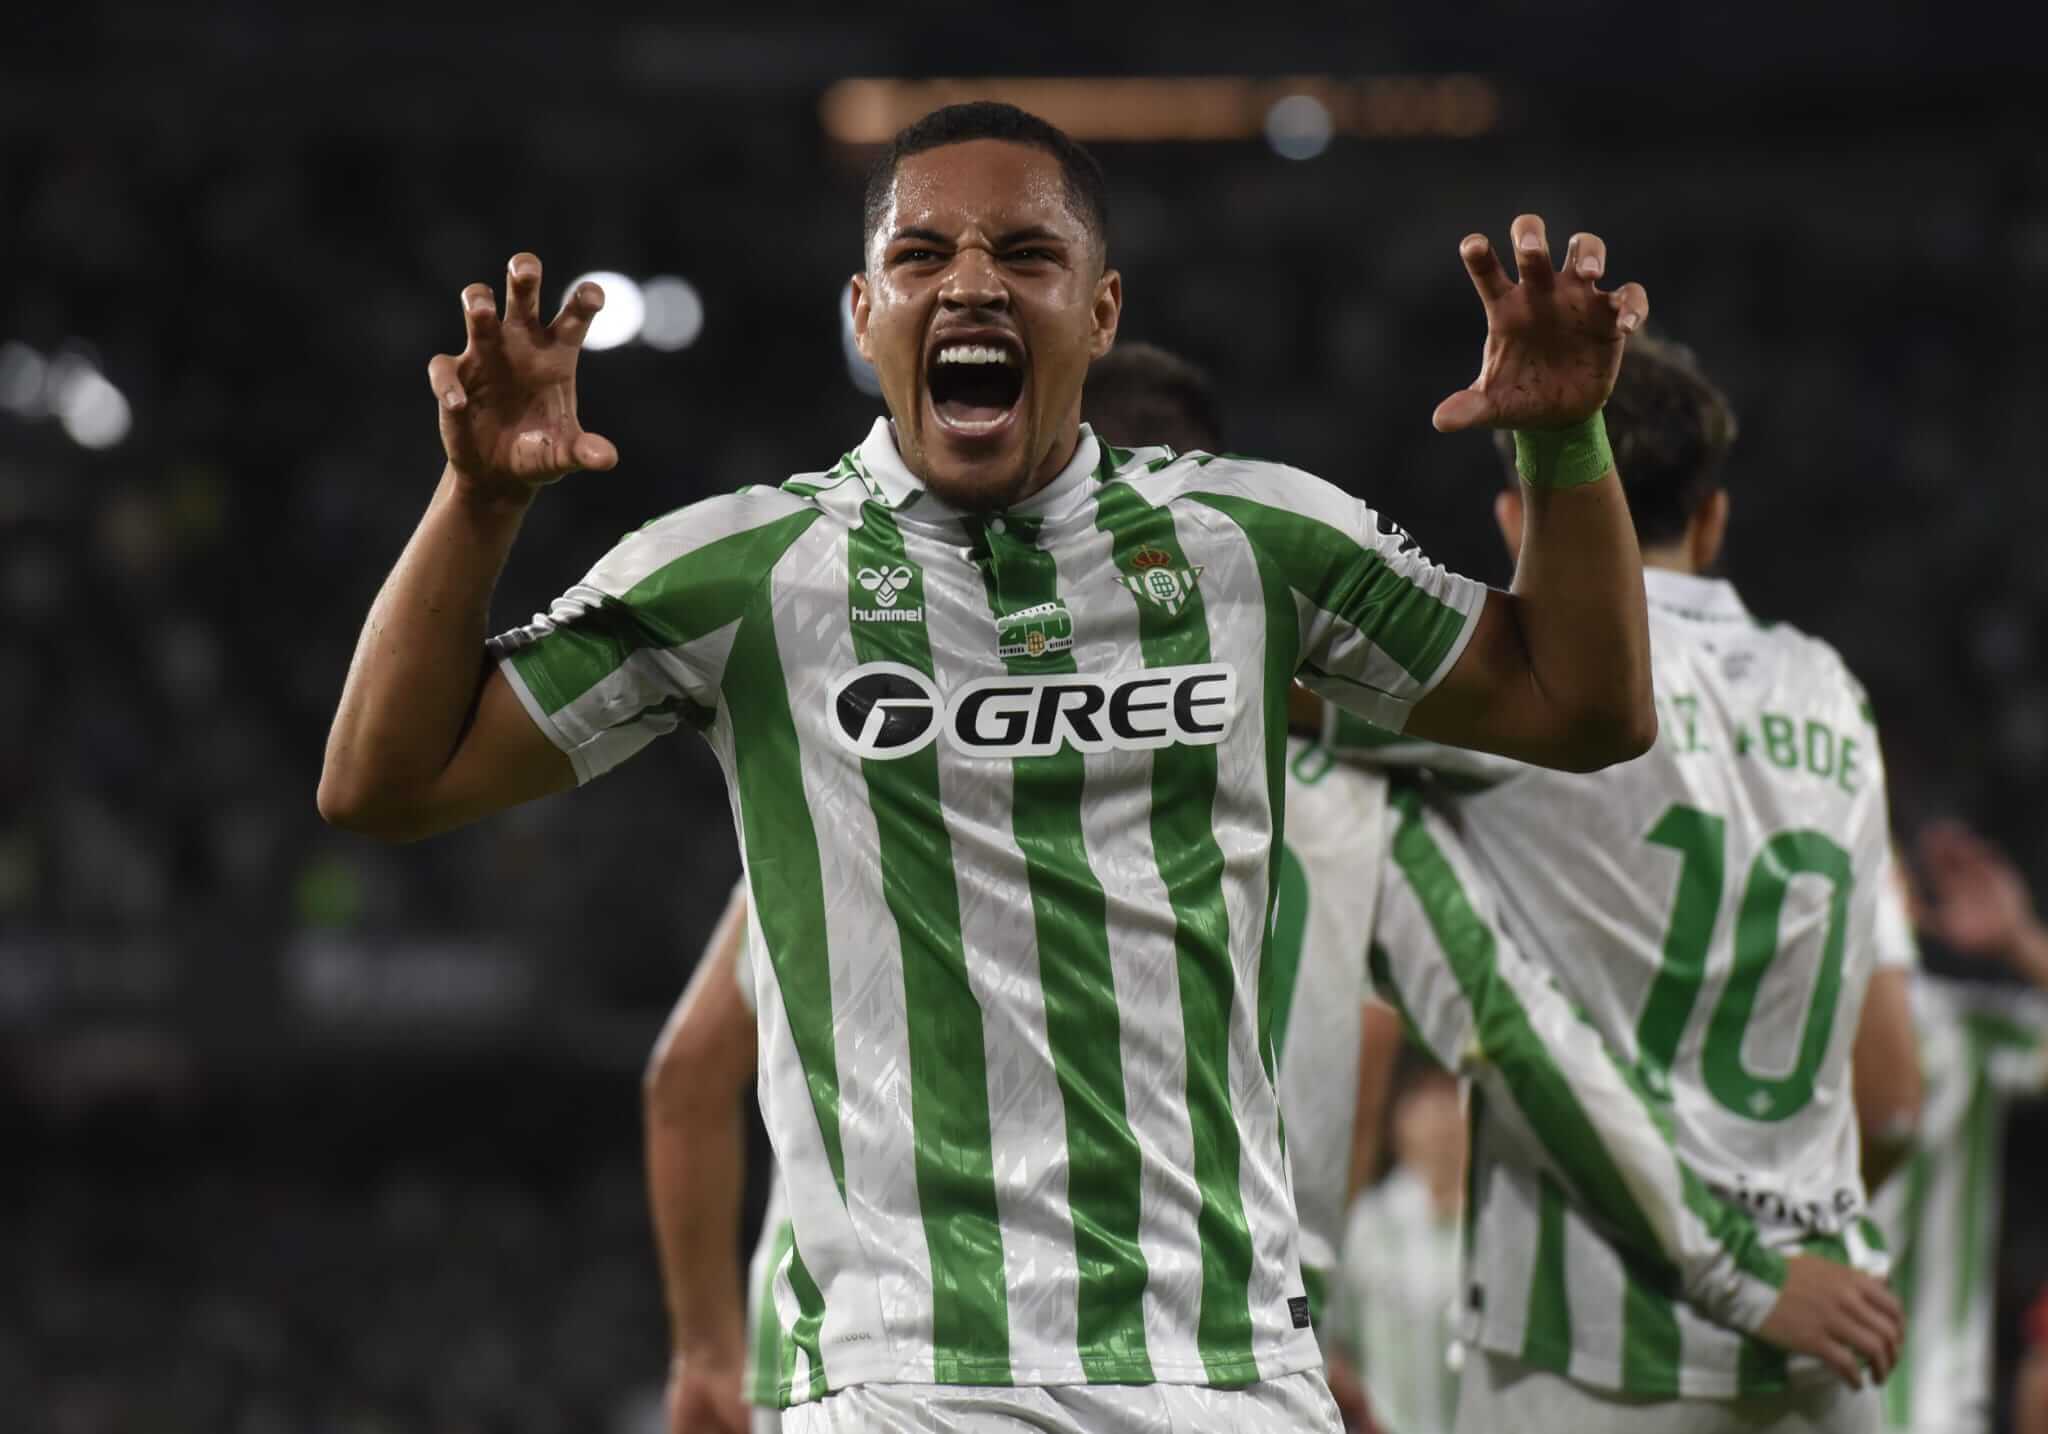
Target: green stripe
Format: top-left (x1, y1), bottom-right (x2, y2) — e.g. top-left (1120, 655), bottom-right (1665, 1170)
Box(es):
top-left (1955, 1055), bottom-right (1998, 1329)
top-left (1327, 707), bottom-right (1421, 752)
top-left (785, 1240), bottom-right (830, 1402)
top-left (1094, 483), bottom-right (1261, 1383)
top-left (1266, 844), bottom-right (1311, 1063)
top-left (964, 508), bottom-right (1152, 1382)
top-left (1301, 1263), bottom-right (1329, 1328)
top-left (746, 1219), bottom-right (796, 1406)
top-left (845, 510), bottom-right (1012, 1381)
top-left (1883, 1152), bottom-right (1932, 1425)
top-left (1618, 1261), bottom-right (1683, 1395)
top-left (1736, 1328), bottom-right (1788, 1395)
top-left (1190, 492), bottom-right (1469, 686)
top-left (509, 509), bottom-right (818, 716)
top-left (726, 595), bottom-right (844, 1199)
top-left (1385, 787), bottom-right (1783, 1294)
top-left (1522, 1175), bottom-right (1573, 1366)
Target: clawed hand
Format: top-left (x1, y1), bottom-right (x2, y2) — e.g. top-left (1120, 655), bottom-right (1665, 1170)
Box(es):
top-left (1434, 214), bottom-right (1650, 435)
top-left (428, 253), bottom-right (620, 493)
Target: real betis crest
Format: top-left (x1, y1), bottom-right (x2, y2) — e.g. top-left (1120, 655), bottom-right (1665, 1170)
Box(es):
top-left (1120, 545), bottom-right (1203, 616)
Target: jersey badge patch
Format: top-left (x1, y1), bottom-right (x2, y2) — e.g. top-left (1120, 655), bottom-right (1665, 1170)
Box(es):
top-left (996, 600), bottom-right (1074, 660)
top-left (1120, 545), bottom-right (1204, 616)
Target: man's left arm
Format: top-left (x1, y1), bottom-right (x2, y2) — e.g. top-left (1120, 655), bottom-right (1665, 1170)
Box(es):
top-left (1402, 216), bottom-right (1655, 773)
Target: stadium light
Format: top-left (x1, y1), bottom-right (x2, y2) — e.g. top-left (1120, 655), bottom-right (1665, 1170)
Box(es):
top-left (639, 276), bottom-right (704, 352)
top-left (566, 271), bottom-right (645, 351)
top-left (49, 356), bottom-right (132, 449)
top-left (1266, 94), bottom-right (1334, 160)
top-left (0, 342), bottom-right (49, 417)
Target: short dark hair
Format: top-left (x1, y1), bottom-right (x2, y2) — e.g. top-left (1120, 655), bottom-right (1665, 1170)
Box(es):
top-left (1083, 342), bottom-right (1225, 453)
top-left (862, 102), bottom-right (1111, 261)
top-left (1496, 333), bottom-right (1738, 547)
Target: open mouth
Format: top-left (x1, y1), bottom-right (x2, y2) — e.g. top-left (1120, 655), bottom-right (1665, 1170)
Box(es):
top-left (927, 340), bottom-right (1025, 436)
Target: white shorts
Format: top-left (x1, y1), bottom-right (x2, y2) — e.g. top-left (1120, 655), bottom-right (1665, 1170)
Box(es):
top-left (781, 1371), bottom-right (1340, 1433)
top-left (752, 1410), bottom-right (782, 1434)
top-left (1454, 1349), bottom-right (1880, 1434)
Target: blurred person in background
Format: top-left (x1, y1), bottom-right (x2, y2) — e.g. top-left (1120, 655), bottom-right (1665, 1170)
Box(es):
top-left (2019, 1290), bottom-right (2048, 1434)
top-left (1875, 820), bottom-right (2048, 1434)
top-left (1329, 1061), bottom-right (1466, 1434)
top-left (1305, 333), bottom-right (1915, 1432)
top-left (320, 93), bottom-right (1886, 1430)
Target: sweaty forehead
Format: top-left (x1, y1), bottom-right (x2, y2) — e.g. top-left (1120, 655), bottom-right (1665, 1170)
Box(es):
top-left (881, 139), bottom-right (1088, 247)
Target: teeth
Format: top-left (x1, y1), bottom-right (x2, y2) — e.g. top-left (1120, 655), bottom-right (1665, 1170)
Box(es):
top-left (935, 344), bottom-right (1016, 367)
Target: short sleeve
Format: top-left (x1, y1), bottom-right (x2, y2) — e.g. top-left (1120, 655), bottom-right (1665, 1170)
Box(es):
top-left (1189, 465), bottom-right (1486, 732)
top-left (487, 492), bottom-right (817, 784)
top-left (1873, 849), bottom-right (1920, 972)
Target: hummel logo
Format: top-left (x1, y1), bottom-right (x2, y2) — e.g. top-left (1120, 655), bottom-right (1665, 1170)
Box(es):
top-left (857, 565), bottom-right (914, 608)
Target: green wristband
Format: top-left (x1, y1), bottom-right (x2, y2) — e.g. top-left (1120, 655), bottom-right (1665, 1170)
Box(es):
top-left (1513, 412), bottom-right (1614, 490)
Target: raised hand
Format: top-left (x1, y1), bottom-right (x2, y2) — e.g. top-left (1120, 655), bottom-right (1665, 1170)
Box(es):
top-left (1918, 819), bottom-right (2042, 961)
top-left (1433, 215), bottom-right (1648, 434)
top-left (427, 253), bottom-right (619, 493)
top-left (1756, 1253), bottom-right (1904, 1390)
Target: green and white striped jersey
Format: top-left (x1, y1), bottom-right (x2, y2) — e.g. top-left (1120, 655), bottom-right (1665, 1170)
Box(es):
top-left (1326, 568), bottom-right (1894, 1397)
top-left (1267, 737), bottom-right (1388, 1312)
top-left (1876, 976), bottom-right (2048, 1434)
top-left (491, 420), bottom-right (1485, 1403)
top-left (1332, 1170), bottom-right (1463, 1434)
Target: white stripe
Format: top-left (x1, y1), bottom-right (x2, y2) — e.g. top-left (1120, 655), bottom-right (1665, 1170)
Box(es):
top-left (764, 523), bottom-right (933, 1383)
top-left (1046, 507), bottom-right (1206, 1376)
top-left (1179, 504), bottom-right (1302, 1371)
top-left (913, 520), bottom-right (1077, 1383)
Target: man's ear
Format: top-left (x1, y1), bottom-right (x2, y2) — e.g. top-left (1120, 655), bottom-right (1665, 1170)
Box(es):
top-left (1089, 268), bottom-right (1123, 360)
top-left (1693, 488), bottom-right (1731, 571)
top-left (850, 273), bottom-right (873, 362)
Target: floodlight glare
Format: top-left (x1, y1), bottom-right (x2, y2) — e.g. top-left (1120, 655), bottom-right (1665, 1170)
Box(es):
top-left (640, 277), bottom-right (704, 352)
top-left (567, 271), bottom-right (645, 351)
top-left (1265, 95), bottom-right (1334, 161)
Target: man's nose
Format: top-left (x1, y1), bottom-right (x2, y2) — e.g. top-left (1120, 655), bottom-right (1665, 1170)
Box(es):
top-left (939, 248), bottom-right (1006, 310)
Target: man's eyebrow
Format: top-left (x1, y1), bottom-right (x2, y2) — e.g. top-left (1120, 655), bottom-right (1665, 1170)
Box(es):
top-left (888, 226), bottom-right (952, 247)
top-left (995, 226), bottom-right (1069, 247)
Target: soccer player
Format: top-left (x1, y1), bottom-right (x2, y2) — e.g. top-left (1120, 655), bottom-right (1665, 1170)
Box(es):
top-left (1309, 333), bottom-right (1912, 1431)
top-left (320, 102), bottom-right (1895, 1431)
top-left (1875, 820), bottom-right (2048, 1434)
top-left (1330, 1062), bottom-right (1466, 1434)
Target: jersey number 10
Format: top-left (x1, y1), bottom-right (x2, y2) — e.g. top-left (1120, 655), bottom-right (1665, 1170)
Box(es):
top-left (1637, 804), bottom-right (1853, 1122)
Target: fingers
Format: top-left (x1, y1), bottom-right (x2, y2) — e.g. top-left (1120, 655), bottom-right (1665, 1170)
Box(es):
top-left (1609, 280), bottom-right (1648, 336)
top-left (551, 279), bottom-right (607, 350)
top-left (1566, 231), bottom-right (1607, 283)
top-left (509, 427), bottom-right (619, 479)
top-left (1431, 386), bottom-right (1494, 435)
top-left (1509, 213), bottom-right (1552, 288)
top-left (461, 282), bottom-right (499, 351)
top-left (505, 252), bottom-right (543, 326)
top-left (1458, 233), bottom-right (1514, 305)
top-left (426, 353), bottom-right (466, 412)
top-left (1814, 1337), bottom-right (1863, 1390)
top-left (571, 431), bottom-right (619, 472)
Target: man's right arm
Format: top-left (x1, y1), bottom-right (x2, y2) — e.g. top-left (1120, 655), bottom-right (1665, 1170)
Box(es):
top-left (318, 254), bottom-right (614, 841)
top-left (647, 883), bottom-right (757, 1434)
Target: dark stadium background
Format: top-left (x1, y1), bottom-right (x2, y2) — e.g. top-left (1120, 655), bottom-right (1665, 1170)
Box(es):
top-left (5, 3), bottom-right (2045, 1430)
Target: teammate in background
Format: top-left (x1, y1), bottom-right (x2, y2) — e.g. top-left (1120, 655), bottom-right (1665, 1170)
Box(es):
top-left (323, 97), bottom-right (1896, 1430)
top-left (1309, 333), bottom-right (1913, 1431)
top-left (2018, 1290), bottom-right (2048, 1434)
top-left (1329, 1063), bottom-right (1466, 1434)
top-left (1875, 820), bottom-right (2048, 1434)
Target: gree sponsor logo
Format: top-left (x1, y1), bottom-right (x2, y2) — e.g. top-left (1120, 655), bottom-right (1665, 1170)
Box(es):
top-left (826, 661), bottom-right (1237, 761)
top-left (851, 562), bottom-right (923, 624)
top-left (995, 600), bottom-right (1074, 660)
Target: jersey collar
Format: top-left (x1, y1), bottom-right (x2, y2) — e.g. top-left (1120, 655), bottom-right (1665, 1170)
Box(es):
top-left (1643, 567), bottom-right (1752, 624)
top-left (853, 418), bottom-right (1103, 526)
